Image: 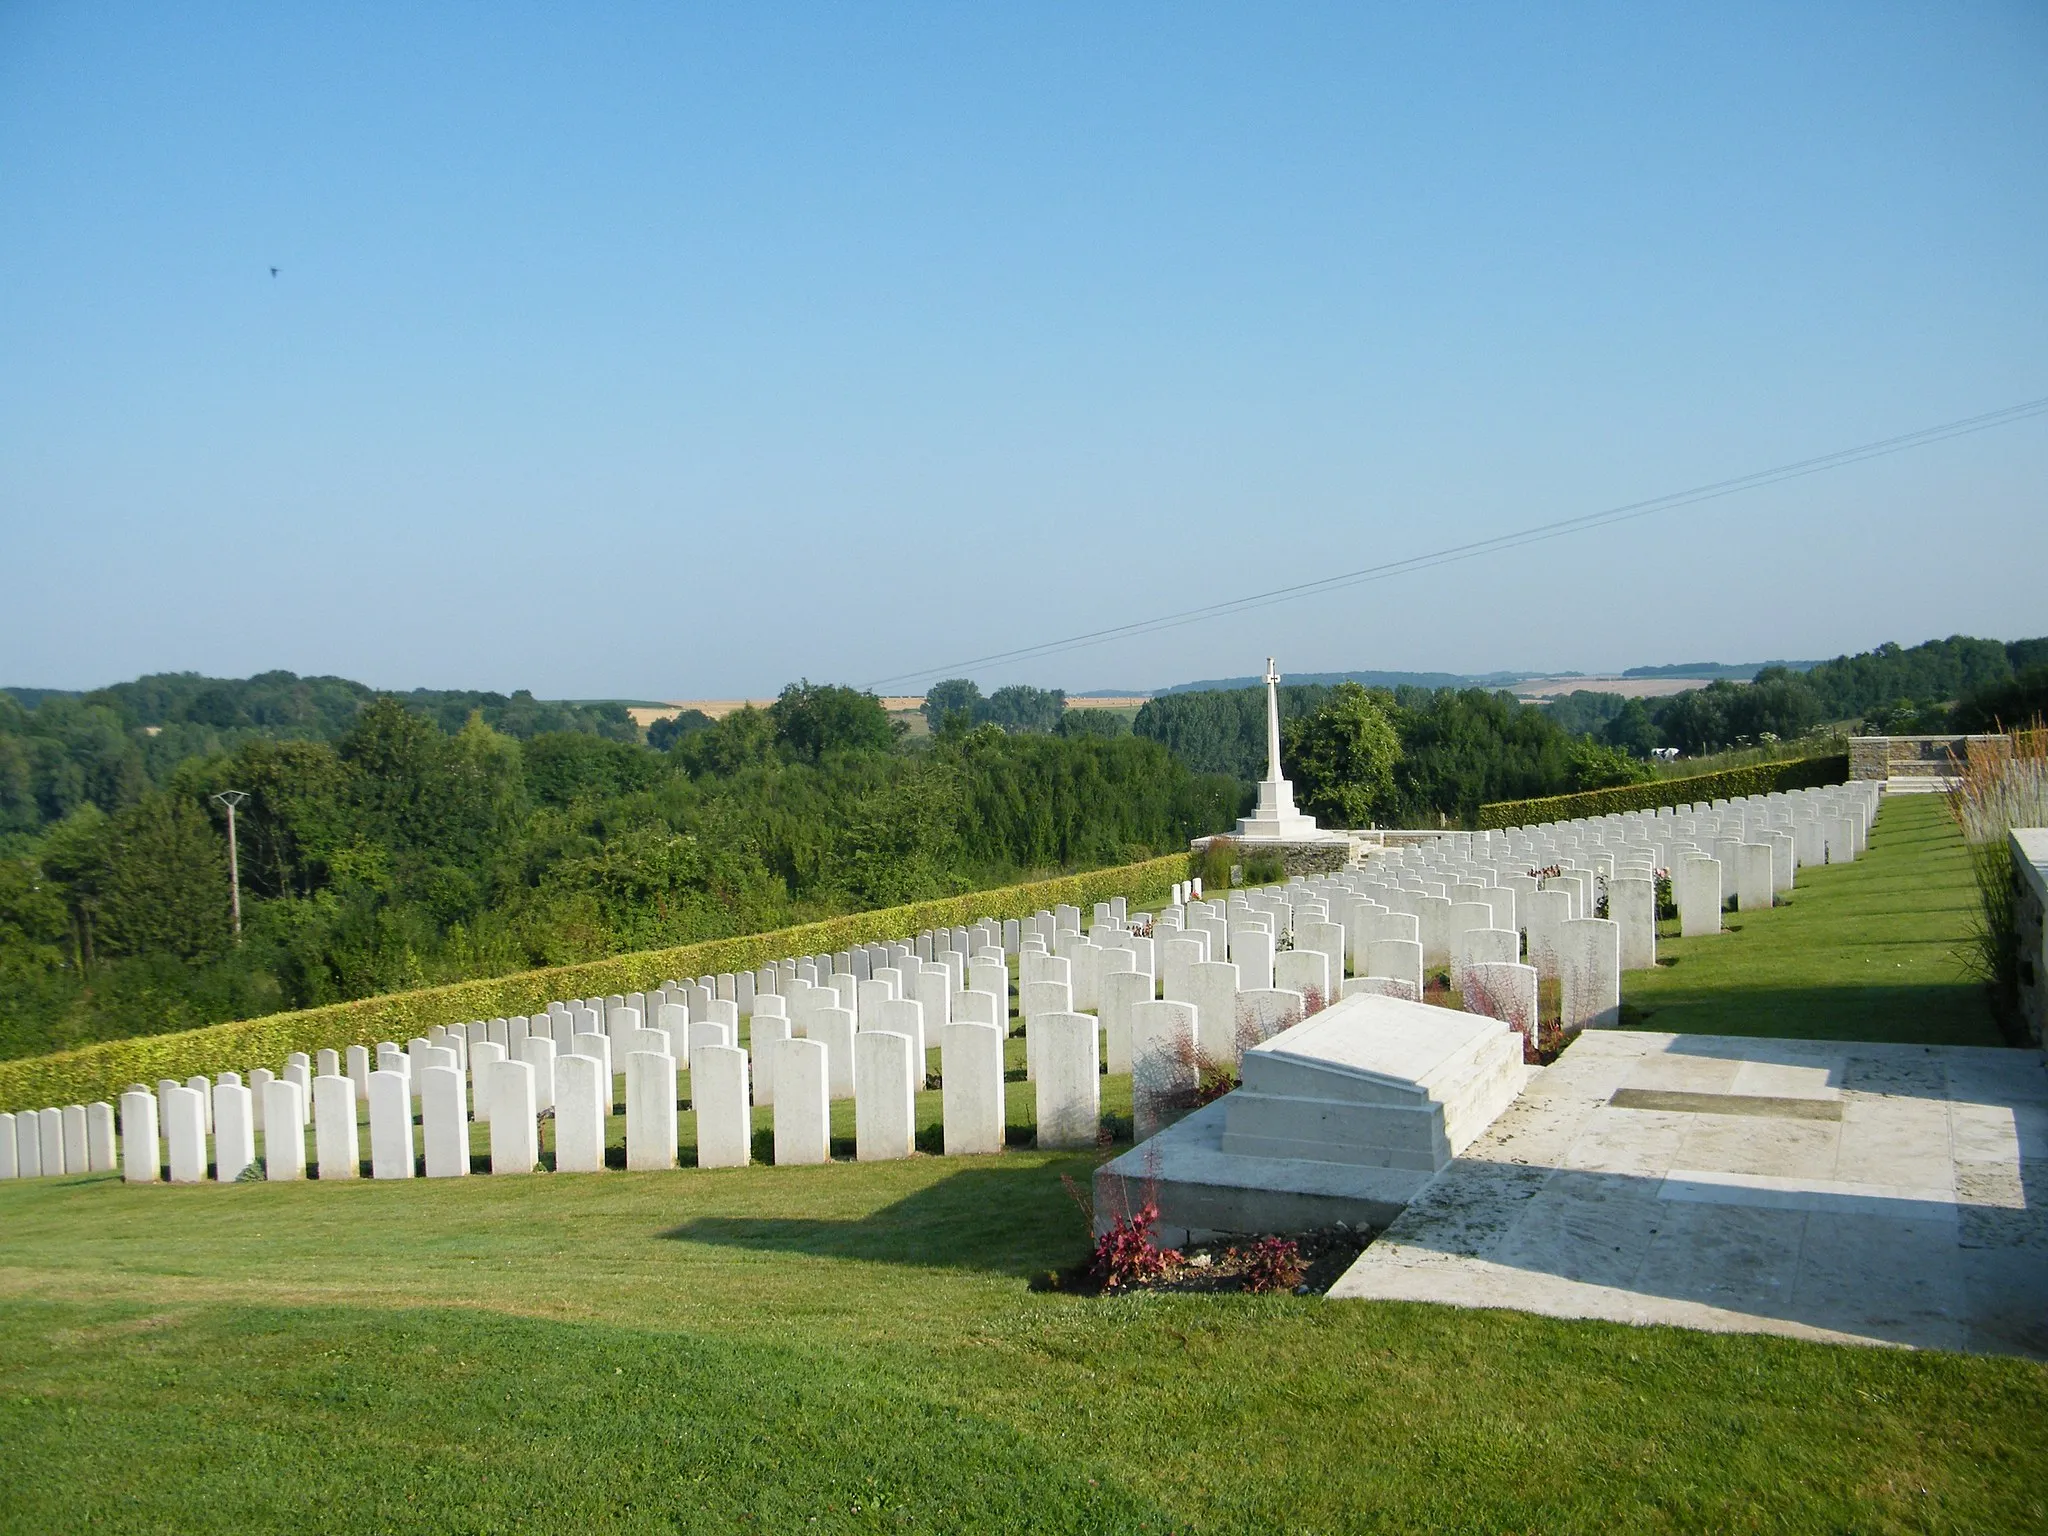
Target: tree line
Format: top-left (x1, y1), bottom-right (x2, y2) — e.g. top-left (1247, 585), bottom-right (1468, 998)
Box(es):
top-left (0, 680), bottom-right (1234, 1061)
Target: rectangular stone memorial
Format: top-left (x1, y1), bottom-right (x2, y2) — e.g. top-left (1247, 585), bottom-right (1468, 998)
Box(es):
top-left (854, 1030), bottom-right (916, 1161)
top-left (263, 1079), bottom-right (307, 1180)
top-left (807, 1007), bottom-right (858, 1101)
top-left (1558, 917), bottom-right (1622, 1033)
top-left (163, 1086), bottom-right (205, 1183)
top-left (772, 1037), bottom-right (831, 1165)
top-left (940, 1021), bottom-right (1005, 1155)
top-left (313, 1075), bottom-right (360, 1179)
top-left (693, 1045), bottom-right (752, 1169)
top-left (86, 1101), bottom-right (117, 1172)
top-left (1678, 855), bottom-right (1722, 938)
top-left (368, 1070), bottom-right (415, 1179)
top-left (625, 1050), bottom-right (679, 1170)
top-left (420, 1065), bottom-right (470, 1178)
top-left (120, 1088), bottom-right (158, 1184)
top-left (1274, 948), bottom-right (1330, 1010)
top-left (1034, 1012), bottom-right (1101, 1149)
top-left (749, 1014), bottom-right (790, 1107)
top-left (553, 1053), bottom-right (607, 1174)
top-left (61, 1104), bottom-right (87, 1174)
top-left (1130, 999), bottom-right (1198, 1144)
top-left (490, 1059), bottom-right (539, 1174)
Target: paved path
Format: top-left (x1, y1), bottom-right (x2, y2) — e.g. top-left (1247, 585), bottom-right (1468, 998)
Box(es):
top-left (1329, 1030), bottom-right (2048, 1357)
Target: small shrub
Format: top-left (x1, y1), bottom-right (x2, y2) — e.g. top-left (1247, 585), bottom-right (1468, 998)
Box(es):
top-left (1196, 837), bottom-right (1237, 893)
top-left (1232, 1236), bottom-right (1306, 1293)
top-left (1089, 1201), bottom-right (1184, 1291)
top-left (1242, 849), bottom-right (1287, 885)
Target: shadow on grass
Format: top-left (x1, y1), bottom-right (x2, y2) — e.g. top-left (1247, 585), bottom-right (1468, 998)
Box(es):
top-left (661, 1156), bottom-right (1105, 1276)
top-left (1620, 981), bottom-right (1999, 1047)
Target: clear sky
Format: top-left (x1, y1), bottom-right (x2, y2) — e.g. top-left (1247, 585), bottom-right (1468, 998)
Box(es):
top-left (2, 3), bottom-right (2043, 699)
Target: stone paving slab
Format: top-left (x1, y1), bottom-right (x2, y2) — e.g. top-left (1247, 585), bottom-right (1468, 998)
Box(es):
top-left (1328, 1030), bottom-right (2048, 1357)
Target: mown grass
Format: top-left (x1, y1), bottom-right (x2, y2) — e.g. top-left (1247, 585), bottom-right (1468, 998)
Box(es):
top-left (3, 1150), bottom-right (2044, 1534)
top-left (1621, 794), bottom-right (2002, 1046)
top-left (4, 792), bottom-right (2043, 1531)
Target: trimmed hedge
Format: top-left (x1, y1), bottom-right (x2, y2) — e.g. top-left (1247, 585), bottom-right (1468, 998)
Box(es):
top-left (1476, 754), bottom-right (1850, 831)
top-left (0, 854), bottom-right (1189, 1113)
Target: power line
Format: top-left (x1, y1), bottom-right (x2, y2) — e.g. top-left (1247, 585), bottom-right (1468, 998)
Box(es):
top-left (866, 394), bottom-right (2048, 691)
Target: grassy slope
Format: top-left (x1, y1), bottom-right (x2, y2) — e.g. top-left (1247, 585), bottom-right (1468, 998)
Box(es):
top-left (4, 1151), bottom-right (2044, 1534)
top-left (4, 794), bottom-right (2043, 1531)
top-left (1621, 794), bottom-right (2002, 1046)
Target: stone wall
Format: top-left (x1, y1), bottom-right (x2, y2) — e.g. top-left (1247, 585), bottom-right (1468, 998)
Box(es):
top-left (2013, 829), bottom-right (2048, 1050)
top-left (1849, 735), bottom-right (2008, 787)
top-left (1189, 836), bottom-right (1350, 877)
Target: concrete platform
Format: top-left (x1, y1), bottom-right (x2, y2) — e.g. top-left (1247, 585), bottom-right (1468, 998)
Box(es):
top-left (1095, 992), bottom-right (1533, 1244)
top-left (1328, 1031), bottom-right (2048, 1358)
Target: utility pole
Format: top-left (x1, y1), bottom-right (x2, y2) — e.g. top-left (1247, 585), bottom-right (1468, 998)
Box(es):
top-left (212, 791), bottom-right (249, 942)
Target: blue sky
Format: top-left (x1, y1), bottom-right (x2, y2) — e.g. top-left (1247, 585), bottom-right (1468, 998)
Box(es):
top-left (2, 2), bottom-right (2043, 699)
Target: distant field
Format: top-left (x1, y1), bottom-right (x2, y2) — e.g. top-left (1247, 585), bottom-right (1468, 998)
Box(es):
top-left (1512, 675), bottom-right (1732, 701)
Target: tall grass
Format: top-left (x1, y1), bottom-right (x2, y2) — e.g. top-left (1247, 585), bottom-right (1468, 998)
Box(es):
top-left (1650, 731), bottom-right (1848, 780)
top-left (1946, 725), bottom-right (2048, 1036)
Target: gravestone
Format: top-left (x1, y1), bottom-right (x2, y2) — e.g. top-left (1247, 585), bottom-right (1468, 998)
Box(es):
top-left (941, 1022), bottom-right (1005, 1155)
top-left (693, 1045), bottom-right (752, 1169)
top-left (313, 1075), bottom-right (359, 1179)
top-left (772, 1038), bottom-right (831, 1165)
top-left (263, 1080), bottom-right (307, 1180)
top-left (553, 1053), bottom-right (607, 1174)
top-left (120, 1088), bottom-right (159, 1184)
top-left (854, 1031), bottom-right (916, 1161)
top-left (420, 1066), bottom-right (470, 1178)
top-left (368, 1070), bottom-right (415, 1179)
top-left (1034, 1012), bottom-right (1101, 1149)
top-left (625, 1050), bottom-right (679, 1171)
top-left (490, 1059), bottom-right (539, 1174)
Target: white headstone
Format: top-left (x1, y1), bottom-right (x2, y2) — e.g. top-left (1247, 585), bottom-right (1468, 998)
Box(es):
top-left (163, 1086), bottom-right (206, 1183)
top-left (692, 1044), bottom-right (752, 1169)
top-left (624, 1050), bottom-right (679, 1171)
top-left (420, 1065), bottom-right (470, 1178)
top-left (940, 1021), bottom-right (1005, 1155)
top-left (854, 1031), bottom-right (916, 1161)
top-left (262, 1079), bottom-right (306, 1180)
top-left (1130, 999), bottom-right (1198, 1143)
top-left (1033, 1013), bottom-right (1101, 1150)
top-left (490, 1059), bottom-right (540, 1174)
top-left (119, 1089), bottom-right (159, 1184)
top-left (771, 1037), bottom-right (831, 1165)
top-left (313, 1075), bottom-right (360, 1179)
top-left (85, 1101), bottom-right (117, 1172)
top-left (553, 1052), bottom-right (608, 1174)
top-left (368, 1069), bottom-right (415, 1179)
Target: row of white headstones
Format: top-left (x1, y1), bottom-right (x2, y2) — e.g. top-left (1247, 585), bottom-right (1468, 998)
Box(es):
top-left (1, 779), bottom-right (1878, 1186)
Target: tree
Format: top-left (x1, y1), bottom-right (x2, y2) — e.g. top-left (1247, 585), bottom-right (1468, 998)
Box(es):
top-left (1566, 739), bottom-right (1652, 791)
top-left (921, 679), bottom-right (983, 732)
top-left (96, 793), bottom-right (231, 962)
top-left (1600, 698), bottom-right (1660, 758)
top-left (1055, 708), bottom-right (1132, 739)
top-left (679, 706), bottom-right (778, 776)
top-left (979, 685), bottom-right (1065, 734)
top-left (646, 709), bottom-right (714, 751)
top-left (1282, 683), bottom-right (1401, 828)
top-left (770, 681), bottom-right (896, 761)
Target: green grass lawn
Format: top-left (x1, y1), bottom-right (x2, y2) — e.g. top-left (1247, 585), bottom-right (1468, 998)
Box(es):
top-left (4, 792), bottom-right (2043, 1531)
top-left (1621, 794), bottom-right (2003, 1046)
top-left (4, 1150), bottom-right (2045, 1534)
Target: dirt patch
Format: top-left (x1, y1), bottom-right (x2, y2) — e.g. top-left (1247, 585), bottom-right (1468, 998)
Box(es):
top-left (1036, 1225), bottom-right (1373, 1298)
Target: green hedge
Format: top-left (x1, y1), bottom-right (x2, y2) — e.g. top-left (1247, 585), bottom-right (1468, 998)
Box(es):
top-left (0, 854), bottom-right (1189, 1114)
top-left (1476, 754), bottom-right (1850, 831)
